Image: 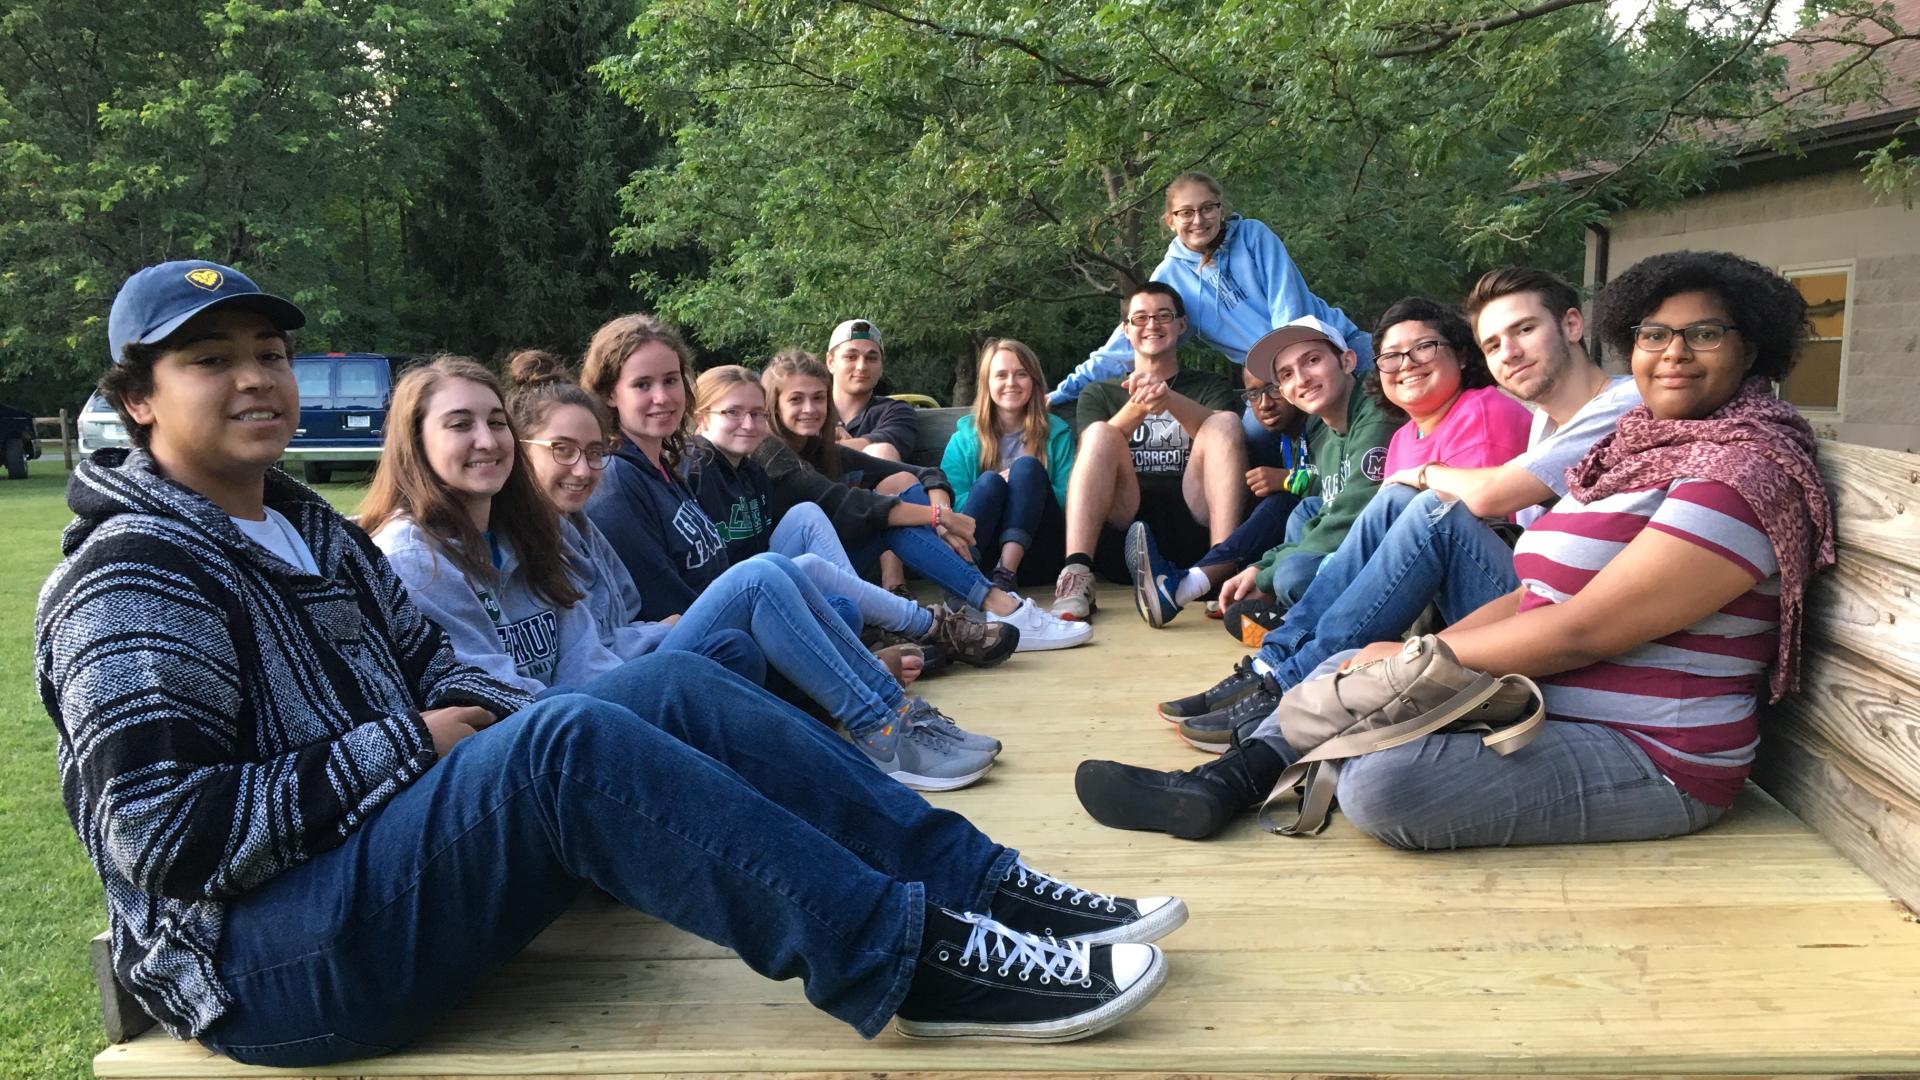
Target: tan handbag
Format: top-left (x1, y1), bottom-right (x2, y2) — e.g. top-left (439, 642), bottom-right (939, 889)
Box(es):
top-left (1258, 635), bottom-right (1546, 836)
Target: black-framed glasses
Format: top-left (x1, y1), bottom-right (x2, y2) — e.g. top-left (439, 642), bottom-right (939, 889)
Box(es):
top-left (1631, 322), bottom-right (1738, 351)
top-left (1126, 309), bottom-right (1180, 328)
top-left (709, 406), bottom-right (769, 426)
top-left (1241, 384), bottom-right (1284, 405)
top-left (521, 438), bottom-right (609, 469)
top-left (1376, 339), bottom-right (1453, 373)
top-left (1168, 201), bottom-right (1223, 223)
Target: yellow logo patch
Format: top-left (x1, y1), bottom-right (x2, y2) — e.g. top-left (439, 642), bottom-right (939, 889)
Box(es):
top-left (185, 268), bottom-right (224, 291)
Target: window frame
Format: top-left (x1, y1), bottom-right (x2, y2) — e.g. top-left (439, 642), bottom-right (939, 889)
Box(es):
top-left (1778, 260), bottom-right (1853, 421)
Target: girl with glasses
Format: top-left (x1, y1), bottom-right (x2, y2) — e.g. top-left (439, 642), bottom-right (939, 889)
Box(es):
top-left (1365, 298), bottom-right (1533, 491)
top-left (1046, 172), bottom-right (1371, 467)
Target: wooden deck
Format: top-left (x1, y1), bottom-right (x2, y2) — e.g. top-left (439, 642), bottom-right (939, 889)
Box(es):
top-left (96, 584), bottom-right (1920, 1079)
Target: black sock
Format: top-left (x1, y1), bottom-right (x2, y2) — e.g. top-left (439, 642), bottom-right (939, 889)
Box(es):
top-left (1065, 552), bottom-right (1092, 569)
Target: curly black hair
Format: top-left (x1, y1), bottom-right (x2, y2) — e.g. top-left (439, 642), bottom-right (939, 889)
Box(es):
top-left (1593, 250), bottom-right (1806, 381)
top-left (1363, 297), bottom-right (1493, 414)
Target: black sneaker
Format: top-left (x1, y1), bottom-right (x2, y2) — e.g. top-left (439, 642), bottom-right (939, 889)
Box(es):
top-left (1176, 677), bottom-right (1283, 753)
top-left (1156, 656), bottom-right (1267, 723)
top-left (989, 860), bottom-right (1187, 945)
top-left (1224, 595), bottom-right (1288, 645)
top-left (1076, 735), bottom-right (1287, 840)
top-left (895, 909), bottom-right (1166, 1042)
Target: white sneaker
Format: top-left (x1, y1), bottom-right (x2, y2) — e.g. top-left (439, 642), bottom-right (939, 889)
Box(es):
top-left (988, 598), bottom-right (1093, 652)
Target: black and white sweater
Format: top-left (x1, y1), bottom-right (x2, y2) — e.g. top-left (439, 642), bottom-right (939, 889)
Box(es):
top-left (35, 449), bottom-right (531, 1038)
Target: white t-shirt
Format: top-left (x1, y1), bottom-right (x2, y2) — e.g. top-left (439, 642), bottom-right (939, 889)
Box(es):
top-left (231, 507), bottom-right (320, 575)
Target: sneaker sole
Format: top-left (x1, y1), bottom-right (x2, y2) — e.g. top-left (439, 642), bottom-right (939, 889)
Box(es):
top-left (894, 944), bottom-right (1167, 1042)
top-left (1124, 522), bottom-right (1175, 630)
top-left (1012, 628), bottom-right (1093, 652)
top-left (889, 760), bottom-right (995, 792)
top-left (1176, 729), bottom-right (1230, 754)
top-left (1075, 762), bottom-right (1235, 840)
top-left (1070, 897), bottom-right (1190, 947)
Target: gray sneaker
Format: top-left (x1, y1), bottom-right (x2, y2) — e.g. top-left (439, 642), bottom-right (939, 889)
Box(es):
top-left (854, 713), bottom-right (995, 791)
top-left (904, 697), bottom-right (1002, 757)
top-left (1051, 562), bottom-right (1097, 621)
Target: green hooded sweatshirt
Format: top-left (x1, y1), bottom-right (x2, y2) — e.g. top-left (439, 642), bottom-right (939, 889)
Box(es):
top-left (1251, 381), bottom-right (1398, 592)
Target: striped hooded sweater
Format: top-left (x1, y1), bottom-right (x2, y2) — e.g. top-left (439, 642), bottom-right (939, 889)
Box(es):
top-left (35, 449), bottom-right (531, 1038)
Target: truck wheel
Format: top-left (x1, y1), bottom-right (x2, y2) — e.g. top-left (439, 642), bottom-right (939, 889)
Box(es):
top-left (4, 438), bottom-right (26, 480)
top-left (302, 461), bottom-right (332, 484)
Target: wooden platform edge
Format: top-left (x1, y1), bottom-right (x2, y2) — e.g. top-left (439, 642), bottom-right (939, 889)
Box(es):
top-left (92, 931), bottom-right (156, 1044)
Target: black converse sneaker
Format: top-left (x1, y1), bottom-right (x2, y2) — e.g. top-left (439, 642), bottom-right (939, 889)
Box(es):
top-left (1156, 656), bottom-right (1270, 723)
top-left (990, 860), bottom-right (1187, 945)
top-left (894, 909), bottom-right (1166, 1042)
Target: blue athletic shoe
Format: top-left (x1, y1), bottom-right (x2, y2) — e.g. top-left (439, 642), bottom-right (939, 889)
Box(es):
top-left (1124, 521), bottom-right (1183, 629)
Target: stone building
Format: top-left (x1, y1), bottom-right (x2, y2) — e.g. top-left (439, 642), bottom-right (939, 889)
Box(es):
top-left (1582, 3), bottom-right (1920, 450)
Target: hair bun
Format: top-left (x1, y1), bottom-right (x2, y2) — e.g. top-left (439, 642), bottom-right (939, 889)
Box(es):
top-left (506, 348), bottom-right (575, 388)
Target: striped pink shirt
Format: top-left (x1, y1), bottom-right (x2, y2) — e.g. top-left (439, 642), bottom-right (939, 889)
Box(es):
top-left (1513, 479), bottom-right (1779, 807)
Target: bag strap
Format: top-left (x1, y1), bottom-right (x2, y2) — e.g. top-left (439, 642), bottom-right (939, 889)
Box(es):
top-left (1258, 673), bottom-right (1546, 836)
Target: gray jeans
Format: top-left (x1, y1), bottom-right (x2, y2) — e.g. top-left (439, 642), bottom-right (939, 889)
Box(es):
top-left (1251, 651), bottom-right (1725, 850)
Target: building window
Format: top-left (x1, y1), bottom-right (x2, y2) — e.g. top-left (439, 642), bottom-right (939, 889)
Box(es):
top-left (1780, 266), bottom-right (1849, 413)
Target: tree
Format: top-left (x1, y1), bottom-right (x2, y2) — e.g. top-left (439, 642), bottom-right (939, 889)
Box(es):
top-left (0, 0), bottom-right (503, 411)
top-left (601, 0), bottom-right (1897, 401)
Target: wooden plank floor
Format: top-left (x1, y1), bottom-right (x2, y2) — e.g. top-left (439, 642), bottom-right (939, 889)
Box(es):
top-left (97, 586), bottom-right (1920, 1079)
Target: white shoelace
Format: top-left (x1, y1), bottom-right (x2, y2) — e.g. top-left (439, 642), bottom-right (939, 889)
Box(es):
top-left (1054, 563), bottom-right (1092, 601)
top-left (1006, 861), bottom-right (1119, 912)
top-left (954, 912), bottom-right (1093, 986)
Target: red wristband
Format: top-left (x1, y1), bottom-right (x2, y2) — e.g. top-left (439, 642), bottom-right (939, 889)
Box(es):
top-left (932, 505), bottom-right (942, 529)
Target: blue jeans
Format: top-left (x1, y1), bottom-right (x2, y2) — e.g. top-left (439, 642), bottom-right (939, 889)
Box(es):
top-left (774, 503), bottom-right (931, 636)
top-left (661, 554), bottom-right (905, 737)
top-left (849, 484), bottom-right (993, 609)
top-left (1258, 496), bottom-right (1325, 607)
top-left (1194, 491), bottom-right (1300, 572)
top-left (202, 655), bottom-right (1014, 1066)
top-left (963, 457), bottom-right (1055, 568)
top-left (663, 627), bottom-right (767, 686)
top-left (1258, 486), bottom-right (1520, 688)
top-left (1250, 652), bottom-right (1722, 849)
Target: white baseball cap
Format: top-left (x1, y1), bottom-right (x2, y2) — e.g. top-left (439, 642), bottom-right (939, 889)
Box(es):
top-left (827, 319), bottom-right (883, 353)
top-left (1246, 316), bottom-right (1350, 385)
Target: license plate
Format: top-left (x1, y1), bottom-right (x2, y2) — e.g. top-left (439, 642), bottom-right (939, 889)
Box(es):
top-left (346, 415), bottom-right (371, 429)
top-left (104, 423), bottom-right (126, 441)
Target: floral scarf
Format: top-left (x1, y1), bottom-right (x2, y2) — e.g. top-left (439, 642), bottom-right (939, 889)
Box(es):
top-left (1565, 376), bottom-right (1835, 701)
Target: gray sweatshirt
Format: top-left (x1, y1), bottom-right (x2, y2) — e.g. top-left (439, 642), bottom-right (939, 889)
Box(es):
top-left (564, 513), bottom-right (673, 660)
top-left (373, 516), bottom-right (626, 694)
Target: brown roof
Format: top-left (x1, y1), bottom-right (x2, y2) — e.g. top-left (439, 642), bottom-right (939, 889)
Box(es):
top-left (1770, 0), bottom-right (1920, 133)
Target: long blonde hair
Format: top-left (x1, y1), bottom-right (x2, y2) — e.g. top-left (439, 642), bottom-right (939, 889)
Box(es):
top-left (761, 349), bottom-right (843, 479)
top-left (360, 355), bottom-right (584, 608)
top-left (580, 313), bottom-right (697, 473)
top-left (970, 338), bottom-right (1052, 474)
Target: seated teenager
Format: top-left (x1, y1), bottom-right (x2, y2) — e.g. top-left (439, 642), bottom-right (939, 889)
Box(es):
top-left (1125, 364), bottom-right (1309, 628)
top-left (1077, 250), bottom-right (1833, 845)
top-left (373, 354), bottom-right (998, 791)
top-left (827, 318), bottom-right (918, 462)
top-left (1157, 271), bottom-right (1644, 740)
top-left (939, 338), bottom-right (1074, 592)
top-left (1050, 282), bottom-right (1246, 622)
top-left (686, 364), bottom-right (1008, 670)
top-left (1199, 316), bottom-right (1400, 638)
top-left (755, 350), bottom-right (1091, 652)
top-left (46, 261), bottom-right (1184, 1065)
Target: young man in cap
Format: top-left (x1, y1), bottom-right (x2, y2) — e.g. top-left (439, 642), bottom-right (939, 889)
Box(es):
top-left (1130, 316), bottom-right (1396, 638)
top-left (827, 319), bottom-right (918, 462)
top-left (1049, 283), bottom-right (1245, 621)
top-left (1103, 267), bottom-right (1641, 788)
top-left (40, 260), bottom-right (1182, 1066)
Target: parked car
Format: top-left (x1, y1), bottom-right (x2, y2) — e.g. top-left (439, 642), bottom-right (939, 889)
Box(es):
top-left (287, 352), bottom-right (397, 483)
top-left (0, 404), bottom-right (42, 479)
top-left (77, 392), bottom-right (131, 456)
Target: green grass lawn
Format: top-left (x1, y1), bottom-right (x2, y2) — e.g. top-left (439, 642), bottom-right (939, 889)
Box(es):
top-left (0, 469), bottom-right (366, 1079)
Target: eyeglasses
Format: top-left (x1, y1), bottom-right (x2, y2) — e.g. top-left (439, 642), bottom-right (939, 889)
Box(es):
top-left (1127, 309), bottom-right (1180, 328)
top-left (1241, 384), bottom-right (1284, 405)
top-left (520, 439), bottom-right (609, 469)
top-left (1168, 201), bottom-right (1223, 223)
top-left (1376, 339), bottom-right (1453, 373)
top-left (1631, 322), bottom-right (1738, 351)
top-left (709, 406), bottom-right (769, 426)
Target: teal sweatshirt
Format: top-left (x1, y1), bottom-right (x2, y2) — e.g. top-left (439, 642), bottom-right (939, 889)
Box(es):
top-left (938, 413), bottom-right (1074, 509)
top-left (1251, 382), bottom-right (1398, 592)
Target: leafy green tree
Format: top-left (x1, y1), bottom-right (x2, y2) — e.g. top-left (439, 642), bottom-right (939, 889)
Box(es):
top-left (602, 0), bottom-right (1893, 402)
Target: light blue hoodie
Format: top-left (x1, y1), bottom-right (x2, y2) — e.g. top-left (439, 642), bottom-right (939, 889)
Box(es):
top-left (1049, 216), bottom-right (1371, 404)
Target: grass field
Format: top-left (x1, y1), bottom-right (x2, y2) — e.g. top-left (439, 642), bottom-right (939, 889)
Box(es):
top-left (0, 468), bottom-right (366, 1080)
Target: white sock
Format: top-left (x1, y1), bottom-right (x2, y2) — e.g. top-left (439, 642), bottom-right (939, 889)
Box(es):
top-left (1252, 655), bottom-right (1275, 677)
top-left (1173, 567), bottom-right (1211, 605)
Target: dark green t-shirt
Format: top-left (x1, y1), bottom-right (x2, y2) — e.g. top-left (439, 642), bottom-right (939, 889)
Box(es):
top-left (1074, 368), bottom-right (1240, 479)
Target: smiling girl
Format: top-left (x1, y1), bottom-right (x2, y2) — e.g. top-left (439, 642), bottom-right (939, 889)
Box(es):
top-left (1366, 299), bottom-right (1531, 489)
top-left (938, 338), bottom-right (1074, 591)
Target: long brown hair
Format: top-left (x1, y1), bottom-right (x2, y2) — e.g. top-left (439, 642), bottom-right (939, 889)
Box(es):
top-left (761, 349), bottom-right (843, 479)
top-left (360, 355), bottom-right (583, 608)
top-left (971, 338), bottom-right (1052, 474)
top-left (580, 313), bottom-right (697, 473)
top-left (1165, 170), bottom-right (1228, 266)
top-left (504, 348), bottom-right (610, 440)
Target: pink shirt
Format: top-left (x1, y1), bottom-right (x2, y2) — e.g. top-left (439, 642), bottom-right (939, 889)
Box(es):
top-left (1382, 385), bottom-right (1533, 476)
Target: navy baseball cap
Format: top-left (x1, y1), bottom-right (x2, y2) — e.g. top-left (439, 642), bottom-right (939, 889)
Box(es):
top-left (107, 260), bottom-right (306, 364)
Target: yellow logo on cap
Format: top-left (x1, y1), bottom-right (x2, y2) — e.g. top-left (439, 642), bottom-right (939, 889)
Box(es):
top-left (185, 268), bottom-right (224, 291)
